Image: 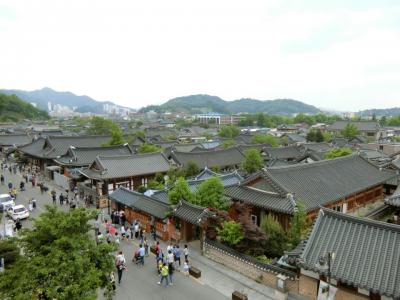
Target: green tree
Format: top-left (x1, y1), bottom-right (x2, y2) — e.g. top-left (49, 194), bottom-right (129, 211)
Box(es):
top-left (287, 202), bottom-right (309, 249)
top-left (261, 214), bottom-right (289, 258)
top-left (322, 131), bottom-right (332, 142)
top-left (315, 130), bottom-right (324, 142)
top-left (88, 116), bottom-right (121, 135)
top-left (185, 160), bottom-right (200, 177)
top-left (137, 143), bottom-right (162, 153)
top-left (219, 125), bottom-right (240, 138)
top-left (306, 130), bottom-right (316, 142)
top-left (241, 149), bottom-right (264, 173)
top-left (168, 177), bottom-right (194, 205)
top-left (103, 127), bottom-right (125, 146)
top-left (217, 221), bottom-right (244, 246)
top-left (251, 134), bottom-right (279, 147)
top-left (341, 123), bottom-right (359, 138)
top-left (221, 139), bottom-right (235, 149)
top-left (147, 173), bottom-right (165, 190)
top-left (194, 177), bottom-right (228, 209)
top-left (325, 147), bottom-right (353, 159)
top-left (0, 239), bottom-right (20, 269)
top-left (166, 168), bottom-right (186, 185)
top-left (256, 113), bottom-right (265, 127)
top-left (0, 206), bottom-right (116, 300)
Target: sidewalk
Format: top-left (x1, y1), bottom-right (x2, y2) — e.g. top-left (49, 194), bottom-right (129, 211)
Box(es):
top-left (105, 221), bottom-right (281, 300)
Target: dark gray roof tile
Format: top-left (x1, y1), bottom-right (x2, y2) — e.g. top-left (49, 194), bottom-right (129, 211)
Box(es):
top-left (109, 187), bottom-right (169, 219)
top-left (300, 208), bottom-right (400, 298)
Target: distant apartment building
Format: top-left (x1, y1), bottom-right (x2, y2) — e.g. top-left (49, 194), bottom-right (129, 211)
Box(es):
top-left (195, 112), bottom-right (243, 125)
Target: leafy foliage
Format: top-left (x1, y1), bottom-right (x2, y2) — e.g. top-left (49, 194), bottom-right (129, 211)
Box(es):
top-left (306, 129), bottom-right (324, 142)
top-left (87, 116), bottom-right (120, 135)
top-left (325, 147), bottom-right (353, 159)
top-left (219, 125), bottom-right (240, 138)
top-left (287, 202), bottom-right (309, 249)
top-left (184, 160), bottom-right (200, 177)
top-left (221, 139), bottom-right (236, 149)
top-left (137, 143), bottom-right (162, 154)
top-left (194, 177), bottom-right (228, 209)
top-left (251, 134), bottom-right (279, 146)
top-left (217, 221), bottom-right (244, 246)
top-left (168, 177), bottom-right (194, 205)
top-left (341, 123), bottom-right (360, 138)
top-left (0, 239), bottom-right (20, 269)
top-left (103, 127), bottom-right (126, 146)
top-left (241, 149), bottom-right (264, 173)
top-left (147, 173), bottom-right (165, 190)
top-left (0, 206), bottom-right (116, 300)
top-left (0, 93), bottom-right (49, 121)
top-left (261, 214), bottom-right (289, 258)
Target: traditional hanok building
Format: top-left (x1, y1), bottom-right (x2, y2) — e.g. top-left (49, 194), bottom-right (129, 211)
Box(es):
top-left (263, 145), bottom-right (304, 162)
top-left (0, 134), bottom-right (32, 153)
top-left (109, 187), bottom-right (170, 240)
top-left (296, 207), bottom-right (400, 300)
top-left (170, 147), bottom-right (245, 170)
top-left (17, 135), bottom-right (111, 171)
top-left (225, 154), bottom-right (397, 229)
top-left (384, 185), bottom-right (400, 224)
top-left (52, 144), bottom-right (134, 185)
top-left (328, 121), bottom-right (381, 140)
top-left (172, 200), bottom-right (212, 242)
top-left (79, 152), bottom-right (171, 198)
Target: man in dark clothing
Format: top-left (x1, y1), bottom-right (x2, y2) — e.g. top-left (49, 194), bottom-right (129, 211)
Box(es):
top-left (59, 193), bottom-right (64, 205)
top-left (52, 191), bottom-right (57, 205)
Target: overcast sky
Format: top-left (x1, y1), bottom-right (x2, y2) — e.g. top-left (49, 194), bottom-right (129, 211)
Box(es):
top-left (1, 0), bottom-right (399, 111)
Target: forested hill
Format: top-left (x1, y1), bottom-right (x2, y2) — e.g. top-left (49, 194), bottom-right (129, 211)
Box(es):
top-left (139, 94), bottom-right (321, 115)
top-left (0, 93), bottom-right (49, 121)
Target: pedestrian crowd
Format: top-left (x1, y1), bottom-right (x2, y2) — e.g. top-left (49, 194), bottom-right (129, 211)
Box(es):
top-left (94, 210), bottom-right (192, 289)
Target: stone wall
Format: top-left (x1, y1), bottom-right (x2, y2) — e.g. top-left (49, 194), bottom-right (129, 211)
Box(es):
top-left (203, 242), bottom-right (299, 294)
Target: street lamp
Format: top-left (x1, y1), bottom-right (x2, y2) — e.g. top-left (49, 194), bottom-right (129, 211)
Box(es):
top-left (315, 252), bottom-right (335, 297)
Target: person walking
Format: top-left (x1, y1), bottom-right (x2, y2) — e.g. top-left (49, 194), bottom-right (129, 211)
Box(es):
top-left (144, 237), bottom-right (149, 256)
top-left (115, 251), bottom-right (127, 284)
top-left (94, 216), bottom-right (100, 236)
top-left (59, 193), bottom-right (64, 205)
top-left (183, 260), bottom-right (190, 276)
top-left (174, 245), bottom-right (182, 269)
top-left (51, 190), bottom-right (57, 205)
top-left (138, 244), bottom-right (145, 266)
top-left (158, 263), bottom-right (169, 287)
top-left (134, 222), bottom-right (140, 239)
top-left (168, 260), bottom-right (174, 286)
top-left (183, 244), bottom-right (189, 262)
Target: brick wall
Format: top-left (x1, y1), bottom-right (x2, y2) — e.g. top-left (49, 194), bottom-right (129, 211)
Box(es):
top-left (204, 243), bottom-right (299, 294)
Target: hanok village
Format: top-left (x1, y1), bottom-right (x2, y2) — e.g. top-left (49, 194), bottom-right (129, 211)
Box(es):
top-left (2, 118), bottom-right (400, 300)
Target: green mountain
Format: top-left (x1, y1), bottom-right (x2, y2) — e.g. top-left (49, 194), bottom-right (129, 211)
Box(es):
top-left (0, 93), bottom-right (49, 121)
top-left (0, 87), bottom-right (131, 114)
top-left (140, 94), bottom-right (320, 115)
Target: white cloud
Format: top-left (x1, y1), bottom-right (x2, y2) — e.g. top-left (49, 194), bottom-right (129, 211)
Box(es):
top-left (0, 0), bottom-right (399, 111)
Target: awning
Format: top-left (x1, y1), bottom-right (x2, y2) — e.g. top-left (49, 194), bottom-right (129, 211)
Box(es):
top-left (46, 165), bottom-right (61, 171)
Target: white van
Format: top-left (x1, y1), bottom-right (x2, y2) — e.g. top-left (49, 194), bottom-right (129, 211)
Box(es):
top-left (0, 194), bottom-right (15, 212)
top-left (8, 204), bottom-right (29, 221)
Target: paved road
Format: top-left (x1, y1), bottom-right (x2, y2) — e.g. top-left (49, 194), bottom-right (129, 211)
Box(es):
top-left (0, 165), bottom-right (229, 300)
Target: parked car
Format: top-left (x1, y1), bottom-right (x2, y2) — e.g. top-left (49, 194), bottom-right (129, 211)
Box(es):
top-left (0, 194), bottom-right (15, 212)
top-left (7, 204), bottom-right (29, 221)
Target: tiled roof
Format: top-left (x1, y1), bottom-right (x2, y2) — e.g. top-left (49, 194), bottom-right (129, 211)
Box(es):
top-left (173, 200), bottom-right (211, 225)
top-left (194, 167), bottom-right (223, 180)
top-left (385, 185), bottom-right (400, 207)
top-left (301, 142), bottom-right (333, 153)
top-left (0, 134), bottom-right (31, 146)
top-left (328, 121), bottom-right (380, 131)
top-left (174, 143), bottom-right (203, 152)
top-left (80, 152), bottom-right (171, 180)
top-left (170, 147), bottom-right (245, 169)
top-left (263, 154), bottom-right (396, 211)
top-left (225, 185), bottom-right (295, 214)
top-left (300, 208), bottom-right (400, 298)
top-left (18, 135), bottom-right (112, 159)
top-left (264, 146), bottom-right (303, 160)
top-left (109, 187), bottom-right (169, 219)
top-left (287, 134), bottom-right (306, 143)
top-left (54, 144), bottom-right (133, 166)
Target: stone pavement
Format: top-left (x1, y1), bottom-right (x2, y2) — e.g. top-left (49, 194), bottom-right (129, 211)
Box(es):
top-left (0, 161), bottom-right (305, 300)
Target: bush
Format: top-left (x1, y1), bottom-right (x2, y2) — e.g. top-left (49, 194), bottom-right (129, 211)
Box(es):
top-left (217, 221), bottom-right (244, 246)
